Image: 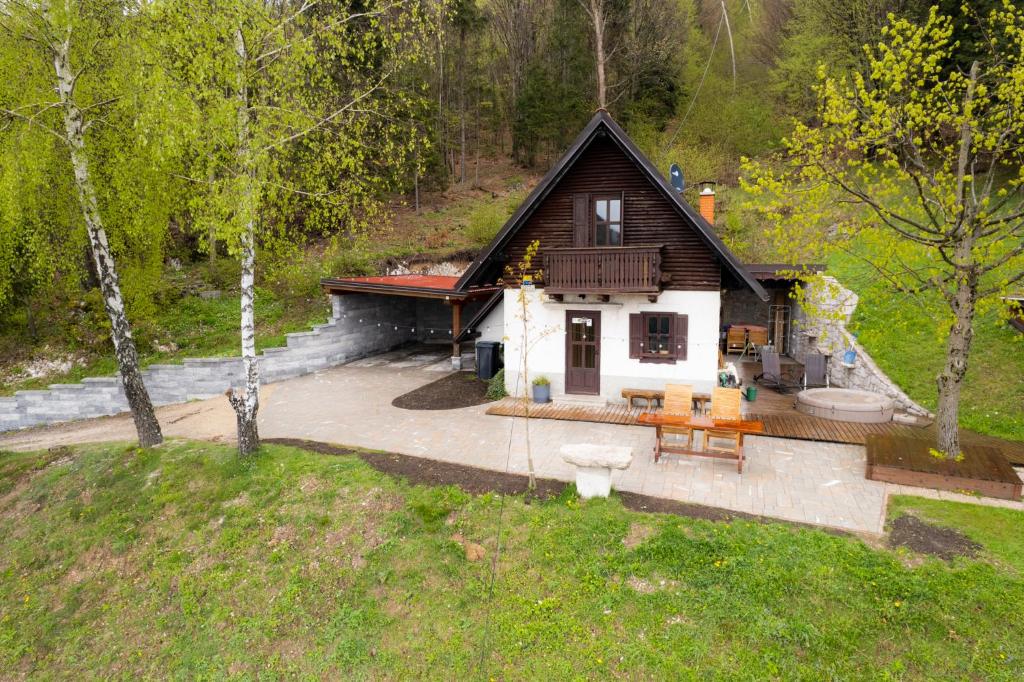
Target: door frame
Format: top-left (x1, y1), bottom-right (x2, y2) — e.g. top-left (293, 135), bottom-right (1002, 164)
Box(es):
top-left (564, 309), bottom-right (601, 395)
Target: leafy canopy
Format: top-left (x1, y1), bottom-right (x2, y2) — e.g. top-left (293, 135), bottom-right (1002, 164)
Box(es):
top-left (743, 3), bottom-right (1024, 316)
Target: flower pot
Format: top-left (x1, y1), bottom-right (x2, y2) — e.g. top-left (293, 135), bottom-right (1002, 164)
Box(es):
top-left (532, 383), bottom-right (550, 403)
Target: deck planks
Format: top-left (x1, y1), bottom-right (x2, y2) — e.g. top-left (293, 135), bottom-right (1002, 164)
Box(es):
top-left (484, 397), bottom-right (1024, 466)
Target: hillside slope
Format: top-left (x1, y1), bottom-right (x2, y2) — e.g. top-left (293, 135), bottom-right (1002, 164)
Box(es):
top-left (1, 440), bottom-right (1022, 678)
top-left (829, 252), bottom-right (1024, 443)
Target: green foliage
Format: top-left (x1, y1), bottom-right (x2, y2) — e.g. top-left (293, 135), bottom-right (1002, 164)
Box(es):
top-left (0, 0), bottom-right (178, 333)
top-left (1, 440), bottom-right (1022, 677)
top-left (485, 368), bottom-right (508, 400)
top-left (463, 190), bottom-right (522, 247)
top-left (742, 4), bottom-right (1024, 451)
top-left (531, 375), bottom-right (550, 386)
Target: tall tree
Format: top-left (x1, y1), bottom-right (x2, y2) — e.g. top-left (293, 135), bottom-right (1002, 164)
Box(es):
top-left (0, 0), bottom-right (163, 447)
top-left (744, 4), bottom-right (1024, 458)
top-left (578, 0), bottom-right (609, 108)
top-left (155, 0), bottom-right (435, 456)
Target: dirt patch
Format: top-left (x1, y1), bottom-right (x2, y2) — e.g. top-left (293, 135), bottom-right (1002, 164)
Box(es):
top-left (298, 475), bottom-right (323, 494)
top-left (626, 575), bottom-right (679, 594)
top-left (270, 524), bottom-right (298, 547)
top-left (622, 522), bottom-right (655, 549)
top-left (391, 372), bottom-right (491, 411)
top-left (888, 514), bottom-right (981, 561)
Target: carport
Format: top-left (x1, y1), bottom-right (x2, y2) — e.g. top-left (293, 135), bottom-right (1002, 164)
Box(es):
top-left (320, 274), bottom-right (500, 369)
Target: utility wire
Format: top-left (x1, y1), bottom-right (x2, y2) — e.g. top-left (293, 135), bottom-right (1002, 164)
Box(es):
top-left (666, 12), bottom-right (725, 150)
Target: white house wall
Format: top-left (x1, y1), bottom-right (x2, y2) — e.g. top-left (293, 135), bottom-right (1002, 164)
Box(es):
top-left (474, 298), bottom-right (505, 343)
top-left (501, 288), bottom-right (721, 401)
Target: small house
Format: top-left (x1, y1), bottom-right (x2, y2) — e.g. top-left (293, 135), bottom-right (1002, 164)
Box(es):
top-left (323, 111), bottom-right (778, 399)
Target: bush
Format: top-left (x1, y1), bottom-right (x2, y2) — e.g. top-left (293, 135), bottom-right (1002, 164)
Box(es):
top-left (465, 200), bottom-right (511, 247)
top-left (486, 368), bottom-right (507, 400)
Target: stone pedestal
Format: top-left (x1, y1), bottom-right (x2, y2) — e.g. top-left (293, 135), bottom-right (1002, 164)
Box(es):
top-left (560, 444), bottom-right (634, 499)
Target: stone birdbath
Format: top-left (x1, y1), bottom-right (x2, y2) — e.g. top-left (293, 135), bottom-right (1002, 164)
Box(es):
top-left (560, 444), bottom-right (634, 499)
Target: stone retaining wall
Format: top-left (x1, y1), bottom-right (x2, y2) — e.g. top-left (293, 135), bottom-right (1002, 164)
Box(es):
top-left (0, 293), bottom-right (422, 433)
top-left (790, 276), bottom-right (932, 417)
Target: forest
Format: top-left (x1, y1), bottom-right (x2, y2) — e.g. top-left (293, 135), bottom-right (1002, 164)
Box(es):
top-left (0, 0), bottom-right (1021, 450)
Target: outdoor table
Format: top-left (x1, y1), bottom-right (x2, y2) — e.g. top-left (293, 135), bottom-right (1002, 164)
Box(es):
top-left (637, 412), bottom-right (765, 471)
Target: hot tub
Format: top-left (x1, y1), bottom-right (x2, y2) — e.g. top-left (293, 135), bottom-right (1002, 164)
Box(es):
top-left (795, 388), bottom-right (895, 423)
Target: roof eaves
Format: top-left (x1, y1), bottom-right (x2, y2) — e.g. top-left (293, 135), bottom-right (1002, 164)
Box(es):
top-left (454, 288), bottom-right (504, 342)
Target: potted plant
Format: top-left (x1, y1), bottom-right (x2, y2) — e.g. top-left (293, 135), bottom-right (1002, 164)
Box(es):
top-left (531, 375), bottom-right (551, 403)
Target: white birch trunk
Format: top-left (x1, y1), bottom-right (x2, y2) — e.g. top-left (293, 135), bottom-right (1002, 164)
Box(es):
top-left (589, 0), bottom-right (607, 109)
top-left (53, 33), bottom-right (163, 447)
top-left (226, 27), bottom-right (261, 456)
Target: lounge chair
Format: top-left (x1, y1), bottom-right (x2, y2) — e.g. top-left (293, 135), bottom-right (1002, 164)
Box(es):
top-left (755, 349), bottom-right (797, 393)
top-left (703, 386), bottom-right (742, 461)
top-left (803, 352), bottom-right (830, 389)
top-left (660, 383), bottom-right (695, 451)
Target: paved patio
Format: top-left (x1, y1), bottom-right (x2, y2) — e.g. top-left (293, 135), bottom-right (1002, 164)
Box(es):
top-left (253, 357), bottom-right (890, 535)
top-left (3, 352), bottom-right (1020, 536)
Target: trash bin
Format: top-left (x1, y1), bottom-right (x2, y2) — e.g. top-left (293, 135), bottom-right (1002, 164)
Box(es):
top-left (476, 341), bottom-right (502, 380)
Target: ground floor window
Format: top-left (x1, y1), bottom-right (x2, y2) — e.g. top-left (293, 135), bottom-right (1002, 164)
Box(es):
top-left (629, 312), bottom-right (688, 363)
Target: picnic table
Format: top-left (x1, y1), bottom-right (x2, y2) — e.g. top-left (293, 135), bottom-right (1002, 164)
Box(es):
top-left (637, 412), bottom-right (765, 472)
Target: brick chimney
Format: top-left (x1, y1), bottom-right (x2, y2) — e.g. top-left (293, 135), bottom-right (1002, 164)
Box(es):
top-left (698, 183), bottom-right (716, 224)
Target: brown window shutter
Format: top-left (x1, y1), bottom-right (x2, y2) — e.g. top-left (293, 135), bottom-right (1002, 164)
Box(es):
top-left (629, 313), bottom-right (642, 358)
top-left (573, 193), bottom-right (590, 246)
top-left (676, 314), bottom-right (688, 361)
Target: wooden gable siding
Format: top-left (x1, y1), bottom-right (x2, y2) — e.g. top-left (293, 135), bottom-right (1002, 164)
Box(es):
top-left (502, 136), bottom-right (721, 291)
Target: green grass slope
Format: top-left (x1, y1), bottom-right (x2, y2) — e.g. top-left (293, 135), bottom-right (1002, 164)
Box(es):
top-left (829, 251), bottom-right (1024, 442)
top-left (1, 441), bottom-right (1022, 678)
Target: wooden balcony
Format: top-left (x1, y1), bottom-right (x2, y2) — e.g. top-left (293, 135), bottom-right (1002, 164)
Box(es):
top-left (542, 245), bottom-right (663, 295)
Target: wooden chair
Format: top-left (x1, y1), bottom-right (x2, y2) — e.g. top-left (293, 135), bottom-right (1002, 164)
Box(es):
top-left (660, 383), bottom-right (695, 452)
top-left (725, 326), bottom-right (747, 354)
top-left (704, 387), bottom-right (742, 457)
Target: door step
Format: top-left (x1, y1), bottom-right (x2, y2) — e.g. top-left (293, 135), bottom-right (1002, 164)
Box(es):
top-left (552, 393), bottom-right (608, 408)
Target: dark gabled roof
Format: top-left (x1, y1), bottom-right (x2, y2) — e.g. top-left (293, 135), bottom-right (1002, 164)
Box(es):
top-left (455, 110), bottom-right (768, 301)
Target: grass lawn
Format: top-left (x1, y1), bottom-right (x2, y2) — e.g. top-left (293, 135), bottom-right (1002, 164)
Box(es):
top-left (828, 250), bottom-right (1024, 442)
top-left (1, 440), bottom-right (1022, 679)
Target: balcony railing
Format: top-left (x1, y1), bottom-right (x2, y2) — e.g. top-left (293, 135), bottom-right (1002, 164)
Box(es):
top-left (542, 245), bottom-right (663, 294)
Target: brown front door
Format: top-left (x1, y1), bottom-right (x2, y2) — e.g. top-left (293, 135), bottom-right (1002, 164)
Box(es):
top-left (565, 310), bottom-right (600, 395)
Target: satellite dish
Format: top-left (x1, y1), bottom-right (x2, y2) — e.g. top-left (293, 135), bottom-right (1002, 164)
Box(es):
top-left (669, 163), bottom-right (685, 193)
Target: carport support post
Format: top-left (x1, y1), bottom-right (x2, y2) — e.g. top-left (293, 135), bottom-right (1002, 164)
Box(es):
top-left (451, 300), bottom-right (462, 370)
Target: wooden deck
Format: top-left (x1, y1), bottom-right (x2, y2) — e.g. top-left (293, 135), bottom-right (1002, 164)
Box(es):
top-left (485, 397), bottom-right (1024, 466)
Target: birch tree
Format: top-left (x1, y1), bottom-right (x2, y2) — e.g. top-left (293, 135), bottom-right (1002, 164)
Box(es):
top-left (743, 4), bottom-right (1024, 458)
top-left (155, 0), bottom-right (435, 456)
top-left (0, 0), bottom-right (163, 447)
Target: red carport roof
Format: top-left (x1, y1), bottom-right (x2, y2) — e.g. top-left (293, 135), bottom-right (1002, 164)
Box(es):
top-left (320, 274), bottom-right (499, 300)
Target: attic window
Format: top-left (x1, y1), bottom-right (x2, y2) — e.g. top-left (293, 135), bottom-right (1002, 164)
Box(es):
top-left (593, 195), bottom-right (622, 246)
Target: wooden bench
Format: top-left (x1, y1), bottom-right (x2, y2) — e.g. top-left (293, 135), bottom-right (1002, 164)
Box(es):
top-left (621, 388), bottom-right (663, 410)
top-left (622, 388), bottom-right (711, 413)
